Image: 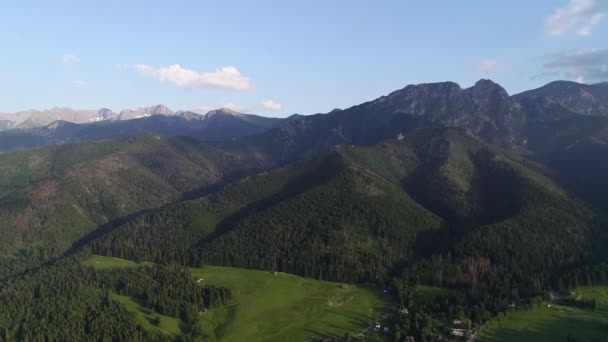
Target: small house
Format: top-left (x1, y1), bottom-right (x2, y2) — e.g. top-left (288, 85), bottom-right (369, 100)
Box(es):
top-left (451, 329), bottom-right (467, 337)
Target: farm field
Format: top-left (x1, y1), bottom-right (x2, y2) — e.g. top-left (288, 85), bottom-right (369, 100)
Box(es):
top-left (479, 287), bottom-right (608, 342)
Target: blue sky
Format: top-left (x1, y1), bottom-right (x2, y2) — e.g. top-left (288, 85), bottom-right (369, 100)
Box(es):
top-left (0, 0), bottom-right (607, 116)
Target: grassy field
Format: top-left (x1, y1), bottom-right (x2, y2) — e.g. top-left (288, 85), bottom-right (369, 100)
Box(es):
top-left (83, 255), bottom-right (392, 341)
top-left (191, 266), bottom-right (392, 342)
top-left (82, 254), bottom-right (152, 269)
top-left (576, 286), bottom-right (608, 311)
top-left (479, 287), bottom-right (608, 342)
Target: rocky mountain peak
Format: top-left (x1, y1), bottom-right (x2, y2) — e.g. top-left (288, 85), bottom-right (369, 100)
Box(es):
top-left (145, 104), bottom-right (173, 115)
top-left (97, 108), bottom-right (116, 120)
top-left (205, 108), bottom-right (244, 118)
top-left (468, 79), bottom-right (510, 97)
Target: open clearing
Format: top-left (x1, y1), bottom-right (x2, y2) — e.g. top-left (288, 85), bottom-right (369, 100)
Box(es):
top-left (479, 287), bottom-right (608, 342)
top-left (82, 254), bottom-right (152, 269)
top-left (83, 255), bottom-right (391, 341)
top-left (191, 265), bottom-right (391, 342)
top-left (576, 286), bottom-right (608, 311)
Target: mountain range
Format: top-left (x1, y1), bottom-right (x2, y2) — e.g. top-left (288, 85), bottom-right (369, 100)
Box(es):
top-left (0, 107), bottom-right (283, 153)
top-left (1, 79), bottom-right (607, 155)
top-left (0, 104), bottom-right (175, 130)
top-left (1, 78), bottom-right (607, 340)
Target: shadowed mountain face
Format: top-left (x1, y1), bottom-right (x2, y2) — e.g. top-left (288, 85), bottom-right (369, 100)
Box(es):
top-left (2, 79), bottom-right (606, 157)
top-left (233, 79), bottom-right (580, 164)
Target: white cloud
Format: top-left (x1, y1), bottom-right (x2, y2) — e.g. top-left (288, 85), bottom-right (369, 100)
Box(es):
top-left (477, 59), bottom-right (508, 73)
top-left (136, 64), bottom-right (252, 91)
top-left (544, 0), bottom-right (605, 37)
top-left (62, 54), bottom-right (80, 66)
top-left (261, 99), bottom-right (282, 110)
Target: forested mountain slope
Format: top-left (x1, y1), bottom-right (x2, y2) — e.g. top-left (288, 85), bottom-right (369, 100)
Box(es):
top-left (0, 134), bottom-right (270, 277)
top-left (84, 128), bottom-right (594, 288)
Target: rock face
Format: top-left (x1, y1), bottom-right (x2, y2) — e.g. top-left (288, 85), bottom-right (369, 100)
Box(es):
top-left (145, 104), bottom-right (173, 116)
top-left (118, 104), bottom-right (176, 120)
top-left (515, 80), bottom-right (608, 116)
top-left (97, 108), bottom-right (117, 121)
top-left (362, 79), bottom-right (526, 146)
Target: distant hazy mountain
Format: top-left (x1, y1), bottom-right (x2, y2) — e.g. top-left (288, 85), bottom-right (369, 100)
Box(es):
top-left (0, 104), bottom-right (176, 131)
top-left (117, 104), bottom-right (174, 120)
top-left (0, 107), bottom-right (102, 130)
top-left (515, 80), bottom-right (608, 116)
top-left (0, 108), bottom-right (282, 153)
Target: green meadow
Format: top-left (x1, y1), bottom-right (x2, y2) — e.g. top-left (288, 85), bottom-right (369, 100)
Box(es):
top-left (479, 287), bottom-right (608, 342)
top-left (576, 286), bottom-right (608, 311)
top-left (83, 255), bottom-right (391, 341)
top-left (82, 254), bottom-right (153, 269)
top-left (190, 265), bottom-right (391, 341)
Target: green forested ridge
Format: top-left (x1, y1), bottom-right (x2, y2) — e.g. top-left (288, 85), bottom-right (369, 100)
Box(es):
top-left (86, 137), bottom-right (447, 283)
top-left (85, 128), bottom-right (596, 291)
top-left (0, 134), bottom-right (270, 279)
